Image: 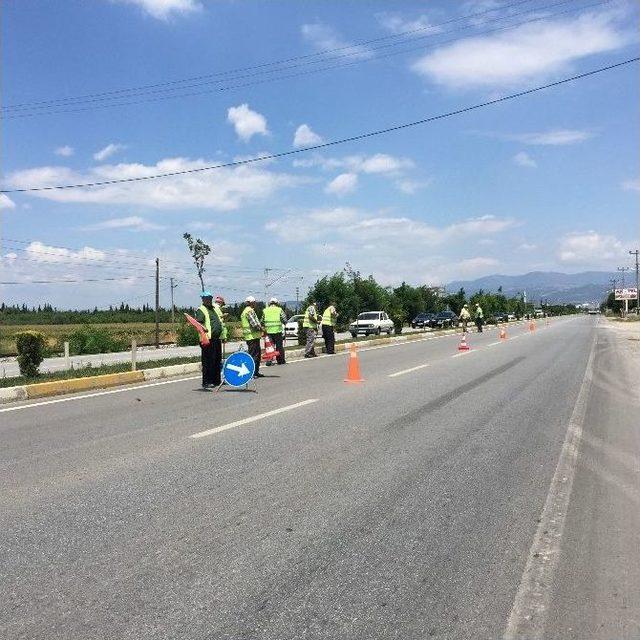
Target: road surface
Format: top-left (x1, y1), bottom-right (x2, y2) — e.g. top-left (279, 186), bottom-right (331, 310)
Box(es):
top-left (1, 316), bottom-right (638, 639)
top-left (0, 328), bottom-right (423, 377)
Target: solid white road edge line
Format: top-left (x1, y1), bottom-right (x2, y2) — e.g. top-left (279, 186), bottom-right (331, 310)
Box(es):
top-left (388, 363), bottom-right (430, 378)
top-left (502, 332), bottom-right (596, 640)
top-left (189, 398), bottom-right (319, 439)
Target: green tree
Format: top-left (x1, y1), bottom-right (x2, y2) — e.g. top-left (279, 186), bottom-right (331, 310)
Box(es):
top-left (183, 233), bottom-right (212, 292)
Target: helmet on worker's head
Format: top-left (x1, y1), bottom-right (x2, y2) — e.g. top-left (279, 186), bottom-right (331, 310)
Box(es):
top-left (245, 295), bottom-right (256, 304)
top-left (215, 295), bottom-right (225, 305)
top-left (201, 290), bottom-right (213, 298)
top-left (463, 304), bottom-right (468, 308)
top-left (269, 297), bottom-right (279, 304)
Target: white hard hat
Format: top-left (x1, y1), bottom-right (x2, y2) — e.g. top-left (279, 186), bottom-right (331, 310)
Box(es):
top-left (269, 297), bottom-right (279, 304)
top-left (245, 295), bottom-right (256, 303)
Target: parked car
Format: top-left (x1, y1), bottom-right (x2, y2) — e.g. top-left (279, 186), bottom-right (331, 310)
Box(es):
top-left (507, 312), bottom-right (516, 321)
top-left (411, 312), bottom-right (437, 328)
top-left (349, 311), bottom-right (394, 337)
top-left (285, 314), bottom-right (304, 337)
top-left (493, 312), bottom-right (509, 322)
top-left (430, 311), bottom-right (458, 329)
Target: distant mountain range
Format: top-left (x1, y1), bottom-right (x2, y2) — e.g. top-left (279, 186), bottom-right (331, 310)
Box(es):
top-left (446, 271), bottom-right (620, 304)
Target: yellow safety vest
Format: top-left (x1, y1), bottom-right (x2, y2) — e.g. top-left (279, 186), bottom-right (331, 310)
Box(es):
top-left (263, 305), bottom-right (283, 334)
top-left (321, 306), bottom-right (336, 327)
top-left (213, 303), bottom-right (227, 340)
top-left (198, 304), bottom-right (212, 339)
top-left (241, 306), bottom-right (262, 340)
top-left (303, 305), bottom-right (318, 329)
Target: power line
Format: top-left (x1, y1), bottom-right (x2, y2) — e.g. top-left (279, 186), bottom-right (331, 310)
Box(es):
top-left (1, 0), bottom-right (605, 118)
top-left (3, 56), bottom-right (637, 194)
top-left (1, 0), bottom-right (542, 111)
top-left (0, 276), bottom-right (149, 285)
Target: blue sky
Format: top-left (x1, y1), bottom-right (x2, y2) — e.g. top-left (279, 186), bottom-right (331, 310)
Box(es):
top-left (1, 0), bottom-right (639, 308)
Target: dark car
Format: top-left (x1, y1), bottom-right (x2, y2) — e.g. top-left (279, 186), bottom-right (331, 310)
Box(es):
top-left (430, 311), bottom-right (458, 328)
top-left (493, 312), bottom-right (509, 323)
top-left (411, 312), bottom-right (437, 328)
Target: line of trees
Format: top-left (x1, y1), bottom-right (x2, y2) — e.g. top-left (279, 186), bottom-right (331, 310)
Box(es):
top-left (303, 267), bottom-right (578, 330)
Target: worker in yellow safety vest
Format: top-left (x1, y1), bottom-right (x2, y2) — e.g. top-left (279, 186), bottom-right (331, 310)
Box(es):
top-left (241, 295), bottom-right (264, 378)
top-left (195, 290), bottom-right (223, 389)
top-left (459, 304), bottom-right (471, 333)
top-left (262, 297), bottom-right (287, 365)
top-left (302, 299), bottom-right (319, 358)
top-left (320, 302), bottom-right (337, 354)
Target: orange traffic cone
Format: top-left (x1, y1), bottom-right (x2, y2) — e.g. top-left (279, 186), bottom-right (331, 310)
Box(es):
top-left (529, 321), bottom-right (536, 332)
top-left (458, 334), bottom-right (470, 351)
top-left (261, 335), bottom-right (279, 365)
top-left (344, 342), bottom-right (364, 383)
top-left (499, 326), bottom-right (507, 340)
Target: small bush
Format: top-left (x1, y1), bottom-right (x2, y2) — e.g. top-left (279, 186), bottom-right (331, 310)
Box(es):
top-left (15, 331), bottom-right (46, 377)
top-left (176, 322), bottom-right (200, 346)
top-left (297, 321), bottom-right (307, 347)
top-left (68, 326), bottom-right (127, 355)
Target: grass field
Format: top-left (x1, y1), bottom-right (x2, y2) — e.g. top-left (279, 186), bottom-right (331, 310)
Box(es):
top-left (0, 323), bottom-right (176, 356)
top-left (0, 321), bottom-right (244, 356)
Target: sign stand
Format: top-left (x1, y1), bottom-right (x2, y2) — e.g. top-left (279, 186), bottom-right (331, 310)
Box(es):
top-left (218, 351), bottom-right (256, 393)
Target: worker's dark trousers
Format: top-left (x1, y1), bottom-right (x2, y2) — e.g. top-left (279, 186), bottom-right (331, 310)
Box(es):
top-left (322, 325), bottom-right (335, 354)
top-left (475, 319), bottom-right (483, 333)
top-left (268, 332), bottom-right (285, 364)
top-left (247, 338), bottom-right (261, 376)
top-left (201, 339), bottom-right (222, 386)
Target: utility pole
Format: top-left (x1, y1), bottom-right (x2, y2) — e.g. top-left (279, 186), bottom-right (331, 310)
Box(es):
top-left (618, 266), bottom-right (631, 316)
top-left (264, 267), bottom-right (272, 303)
top-left (630, 249), bottom-right (639, 315)
top-left (169, 277), bottom-right (178, 327)
top-left (155, 258), bottom-right (160, 349)
top-left (295, 286), bottom-right (300, 312)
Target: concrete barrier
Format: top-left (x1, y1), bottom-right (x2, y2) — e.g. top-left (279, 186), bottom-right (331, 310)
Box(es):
top-left (26, 371), bottom-right (145, 399)
top-left (142, 362), bottom-right (201, 381)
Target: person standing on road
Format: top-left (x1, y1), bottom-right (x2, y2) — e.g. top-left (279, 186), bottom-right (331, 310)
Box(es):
top-left (303, 299), bottom-right (319, 358)
top-left (196, 290), bottom-right (223, 389)
top-left (321, 302), bottom-right (337, 354)
top-left (474, 303), bottom-right (484, 333)
top-left (459, 304), bottom-right (471, 333)
top-left (241, 296), bottom-right (264, 378)
top-left (262, 297), bottom-right (287, 365)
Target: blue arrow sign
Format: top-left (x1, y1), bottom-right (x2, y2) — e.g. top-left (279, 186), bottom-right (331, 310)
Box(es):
top-left (222, 351), bottom-right (255, 387)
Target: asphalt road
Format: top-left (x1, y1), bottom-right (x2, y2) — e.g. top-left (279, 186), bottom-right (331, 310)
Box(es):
top-left (1, 316), bottom-right (638, 639)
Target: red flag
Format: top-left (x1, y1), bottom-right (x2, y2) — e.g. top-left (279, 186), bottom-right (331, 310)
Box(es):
top-left (184, 313), bottom-right (210, 346)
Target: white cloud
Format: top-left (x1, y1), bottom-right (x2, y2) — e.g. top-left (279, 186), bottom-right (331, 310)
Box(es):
top-left (112, 0), bottom-right (201, 20)
top-left (519, 243), bottom-right (538, 251)
top-left (396, 179), bottom-right (430, 194)
top-left (93, 143), bottom-right (127, 162)
top-left (458, 257), bottom-right (500, 273)
top-left (558, 231), bottom-right (625, 264)
top-left (513, 151), bottom-right (537, 168)
top-left (622, 178), bottom-right (640, 192)
top-left (377, 12), bottom-right (442, 35)
top-left (227, 104), bottom-right (269, 142)
top-left (325, 173), bottom-right (358, 196)
top-left (82, 216), bottom-right (166, 231)
top-left (25, 241), bottom-right (107, 264)
top-left (267, 209), bottom-right (515, 246)
top-left (295, 152), bottom-right (414, 175)
top-left (293, 124), bottom-right (323, 148)
top-left (301, 23), bottom-right (372, 59)
top-left (54, 145), bottom-right (74, 157)
top-left (0, 194), bottom-right (16, 210)
top-left (412, 10), bottom-right (630, 88)
top-left (508, 129), bottom-right (593, 145)
top-left (7, 157), bottom-right (304, 211)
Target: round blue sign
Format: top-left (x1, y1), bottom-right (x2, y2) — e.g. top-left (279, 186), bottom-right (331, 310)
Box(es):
top-left (222, 351), bottom-right (255, 387)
